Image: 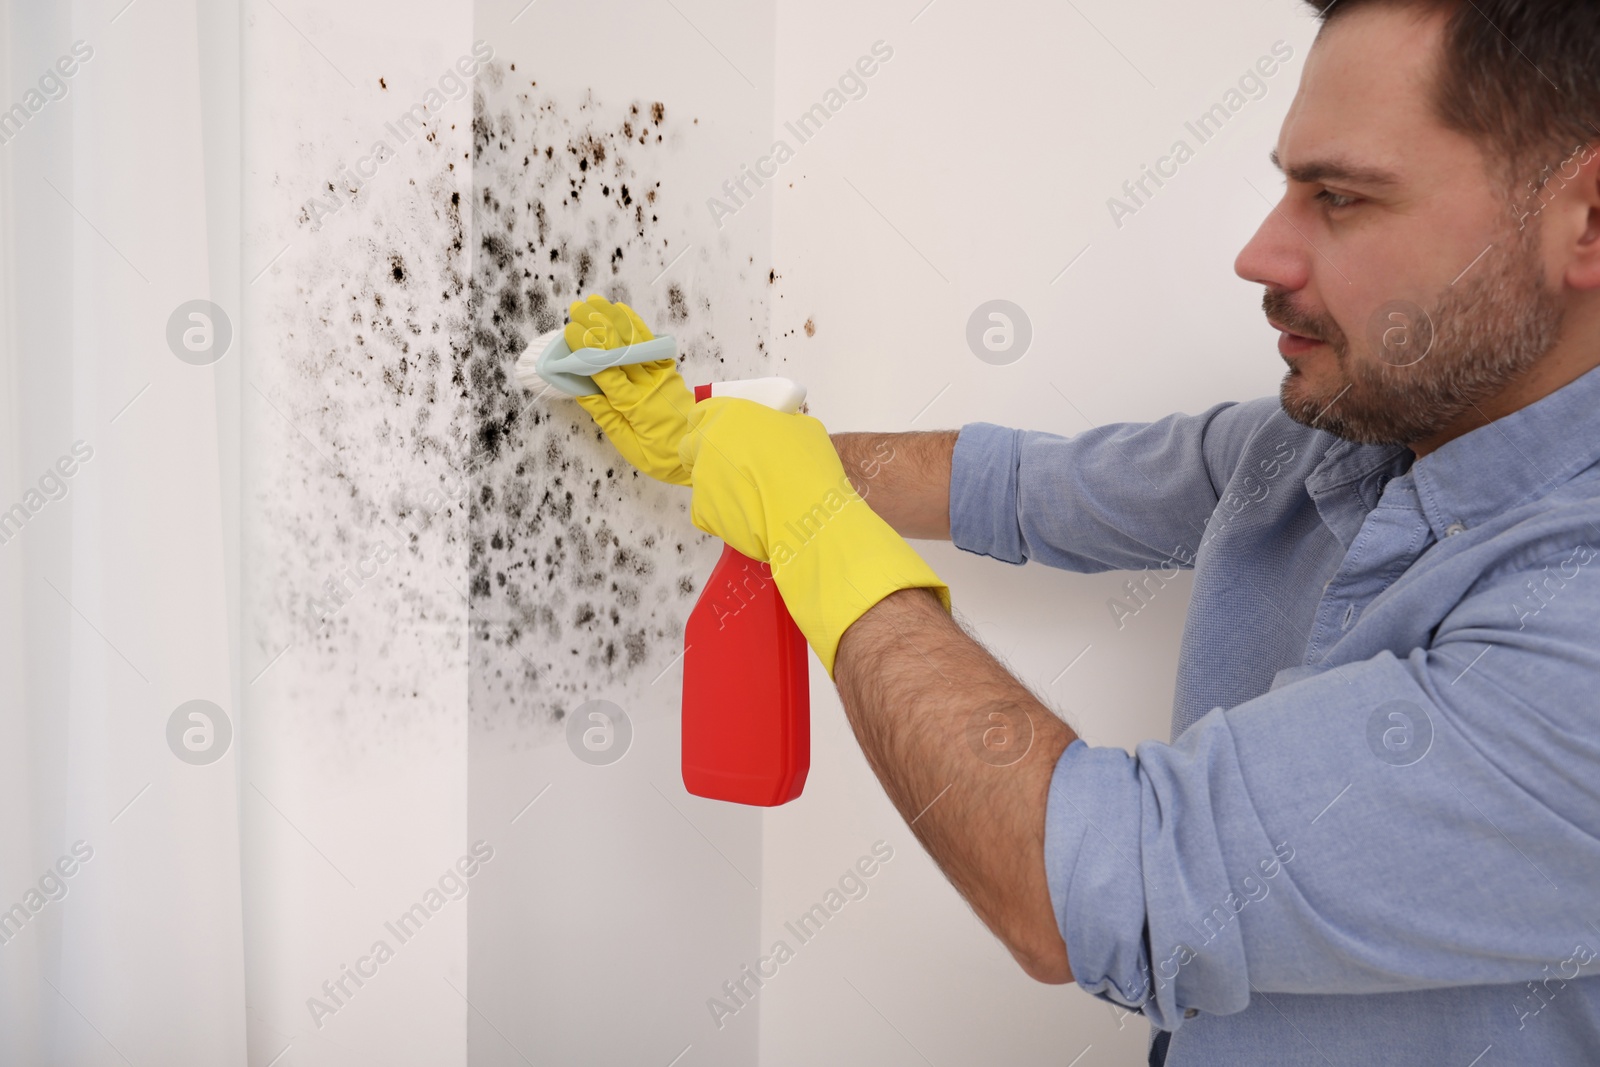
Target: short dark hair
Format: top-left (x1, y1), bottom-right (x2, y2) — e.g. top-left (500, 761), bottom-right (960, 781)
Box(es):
top-left (1303, 0), bottom-right (1600, 190)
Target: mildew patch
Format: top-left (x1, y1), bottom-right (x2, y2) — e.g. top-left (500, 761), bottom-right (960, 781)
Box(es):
top-left (468, 67), bottom-right (770, 739)
top-left (247, 123), bottom-right (473, 763)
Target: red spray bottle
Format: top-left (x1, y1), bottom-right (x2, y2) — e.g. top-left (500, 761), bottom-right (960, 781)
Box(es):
top-left (680, 379), bottom-right (811, 806)
top-left (514, 325), bottom-right (811, 804)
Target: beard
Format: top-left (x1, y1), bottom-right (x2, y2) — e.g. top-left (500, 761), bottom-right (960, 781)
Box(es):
top-left (1268, 221), bottom-right (1565, 447)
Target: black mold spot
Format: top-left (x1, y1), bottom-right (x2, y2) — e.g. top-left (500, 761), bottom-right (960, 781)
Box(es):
top-left (666, 285), bottom-right (688, 323)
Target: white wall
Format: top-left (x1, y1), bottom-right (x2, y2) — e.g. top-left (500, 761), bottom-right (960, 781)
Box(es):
top-left (241, 3), bottom-right (476, 1063)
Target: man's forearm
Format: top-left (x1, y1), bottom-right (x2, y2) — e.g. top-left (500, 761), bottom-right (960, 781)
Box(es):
top-left (830, 430), bottom-right (957, 541)
top-left (832, 586), bottom-right (1077, 983)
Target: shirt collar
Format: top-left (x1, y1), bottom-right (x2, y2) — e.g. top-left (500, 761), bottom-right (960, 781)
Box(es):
top-left (1299, 361), bottom-right (1600, 543)
top-left (1408, 361), bottom-right (1600, 540)
top-left (1302, 437), bottom-right (1410, 549)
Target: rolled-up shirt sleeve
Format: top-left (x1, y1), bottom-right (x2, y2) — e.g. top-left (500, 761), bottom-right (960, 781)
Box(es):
top-left (949, 399), bottom-right (1278, 572)
top-left (1046, 548), bottom-right (1600, 1031)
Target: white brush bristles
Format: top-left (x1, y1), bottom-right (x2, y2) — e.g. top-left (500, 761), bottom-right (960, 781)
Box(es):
top-left (514, 330), bottom-right (570, 398)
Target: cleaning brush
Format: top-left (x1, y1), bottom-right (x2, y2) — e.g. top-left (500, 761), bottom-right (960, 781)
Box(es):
top-left (515, 326), bottom-right (807, 412)
top-left (514, 325), bottom-right (676, 398)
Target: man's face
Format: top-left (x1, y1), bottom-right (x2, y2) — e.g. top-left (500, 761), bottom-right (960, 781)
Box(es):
top-left (1233, 5), bottom-right (1566, 449)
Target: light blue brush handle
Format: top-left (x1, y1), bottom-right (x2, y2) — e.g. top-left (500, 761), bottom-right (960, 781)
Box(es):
top-left (535, 333), bottom-right (678, 397)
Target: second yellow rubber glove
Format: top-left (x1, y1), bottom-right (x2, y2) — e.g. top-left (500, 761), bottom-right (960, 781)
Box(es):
top-left (678, 397), bottom-right (952, 677)
top-left (565, 294), bottom-right (696, 486)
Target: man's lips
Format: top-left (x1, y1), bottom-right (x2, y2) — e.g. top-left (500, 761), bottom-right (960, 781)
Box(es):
top-left (1269, 317), bottom-right (1324, 357)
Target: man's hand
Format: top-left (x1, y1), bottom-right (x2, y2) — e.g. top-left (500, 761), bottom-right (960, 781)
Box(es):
top-left (566, 294), bottom-right (696, 486)
top-left (677, 396), bottom-right (951, 676)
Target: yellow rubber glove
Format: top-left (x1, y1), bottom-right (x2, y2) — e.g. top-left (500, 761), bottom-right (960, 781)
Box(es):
top-left (566, 294), bottom-right (696, 486)
top-left (677, 397), bottom-right (952, 676)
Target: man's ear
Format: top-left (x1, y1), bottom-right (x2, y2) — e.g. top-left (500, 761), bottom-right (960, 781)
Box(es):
top-left (1561, 140), bottom-right (1600, 292)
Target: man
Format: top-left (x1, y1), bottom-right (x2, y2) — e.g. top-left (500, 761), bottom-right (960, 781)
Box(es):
top-left (566, 0), bottom-right (1600, 1061)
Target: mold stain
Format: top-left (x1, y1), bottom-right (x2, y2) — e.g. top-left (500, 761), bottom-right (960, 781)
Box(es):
top-left (247, 109), bottom-right (473, 763)
top-left (468, 68), bottom-right (769, 738)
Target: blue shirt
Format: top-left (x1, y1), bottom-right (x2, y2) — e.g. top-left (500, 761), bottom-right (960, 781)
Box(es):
top-left (948, 364), bottom-right (1600, 1065)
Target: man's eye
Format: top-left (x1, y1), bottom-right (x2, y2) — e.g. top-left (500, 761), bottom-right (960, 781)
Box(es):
top-left (1315, 189), bottom-right (1360, 209)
